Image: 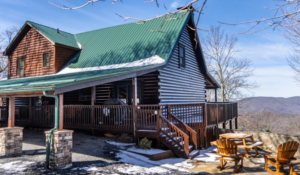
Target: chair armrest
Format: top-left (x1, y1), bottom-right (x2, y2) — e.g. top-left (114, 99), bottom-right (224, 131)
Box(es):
top-left (264, 154), bottom-right (277, 160)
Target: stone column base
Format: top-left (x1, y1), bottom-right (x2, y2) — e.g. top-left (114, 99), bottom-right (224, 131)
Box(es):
top-left (45, 129), bottom-right (73, 169)
top-left (0, 127), bottom-right (23, 156)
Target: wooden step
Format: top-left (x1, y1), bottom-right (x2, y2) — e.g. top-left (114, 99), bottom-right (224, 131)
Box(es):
top-left (188, 150), bottom-right (200, 159)
top-left (189, 145), bottom-right (194, 152)
top-left (160, 135), bottom-right (188, 158)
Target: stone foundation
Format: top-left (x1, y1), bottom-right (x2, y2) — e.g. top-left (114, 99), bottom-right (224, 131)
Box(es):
top-left (45, 130), bottom-right (73, 169)
top-left (0, 127), bottom-right (23, 156)
top-left (218, 128), bottom-right (300, 157)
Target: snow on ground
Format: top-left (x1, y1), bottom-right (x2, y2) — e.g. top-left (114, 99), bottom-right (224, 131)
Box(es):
top-left (58, 55), bottom-right (165, 74)
top-left (127, 147), bottom-right (168, 155)
top-left (115, 150), bottom-right (192, 174)
top-left (0, 161), bottom-right (37, 173)
top-left (193, 146), bottom-right (221, 162)
top-left (104, 140), bottom-right (135, 149)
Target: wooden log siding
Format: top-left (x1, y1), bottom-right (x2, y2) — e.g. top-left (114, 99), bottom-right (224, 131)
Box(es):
top-left (158, 27), bottom-right (206, 105)
top-left (8, 27), bottom-right (55, 79)
top-left (55, 46), bottom-right (77, 72)
top-left (95, 83), bottom-right (114, 105)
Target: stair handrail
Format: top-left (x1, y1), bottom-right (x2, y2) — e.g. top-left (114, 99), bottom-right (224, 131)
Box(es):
top-left (168, 113), bottom-right (198, 150)
top-left (159, 115), bottom-right (189, 157)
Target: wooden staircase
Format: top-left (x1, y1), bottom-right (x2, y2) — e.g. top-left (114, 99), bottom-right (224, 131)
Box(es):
top-left (158, 114), bottom-right (200, 159)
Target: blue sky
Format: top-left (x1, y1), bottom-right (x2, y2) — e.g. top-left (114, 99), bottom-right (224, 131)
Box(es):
top-left (0, 0), bottom-right (299, 97)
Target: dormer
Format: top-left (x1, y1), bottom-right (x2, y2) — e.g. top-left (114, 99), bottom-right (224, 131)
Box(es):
top-left (4, 21), bottom-right (81, 79)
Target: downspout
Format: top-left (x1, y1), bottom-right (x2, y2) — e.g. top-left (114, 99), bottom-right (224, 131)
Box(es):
top-left (43, 91), bottom-right (58, 169)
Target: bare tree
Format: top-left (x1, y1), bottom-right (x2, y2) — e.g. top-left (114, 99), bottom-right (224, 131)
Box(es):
top-left (280, 16), bottom-right (300, 85)
top-left (0, 26), bottom-right (18, 78)
top-left (202, 26), bottom-right (258, 102)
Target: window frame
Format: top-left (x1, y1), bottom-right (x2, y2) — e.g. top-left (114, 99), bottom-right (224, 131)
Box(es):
top-left (43, 52), bottom-right (50, 67)
top-left (16, 56), bottom-right (25, 77)
top-left (79, 88), bottom-right (91, 102)
top-left (178, 43), bottom-right (186, 68)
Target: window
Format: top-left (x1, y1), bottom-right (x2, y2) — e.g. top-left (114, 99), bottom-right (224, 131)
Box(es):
top-left (116, 83), bottom-right (141, 105)
top-left (79, 88), bottom-right (91, 101)
top-left (43, 53), bottom-right (49, 67)
top-left (179, 44), bottom-right (186, 68)
top-left (16, 57), bottom-right (24, 76)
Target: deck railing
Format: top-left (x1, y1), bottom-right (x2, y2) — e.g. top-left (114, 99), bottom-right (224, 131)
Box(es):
top-left (0, 107), bottom-right (7, 126)
top-left (206, 102), bottom-right (238, 126)
top-left (168, 104), bottom-right (205, 129)
top-left (7, 102), bottom-right (237, 148)
top-left (136, 105), bottom-right (164, 131)
top-left (64, 105), bottom-right (134, 132)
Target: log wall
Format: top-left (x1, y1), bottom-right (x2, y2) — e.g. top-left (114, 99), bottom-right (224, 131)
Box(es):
top-left (7, 27), bottom-right (78, 79)
top-left (158, 25), bottom-right (206, 104)
top-left (8, 27), bottom-right (55, 79)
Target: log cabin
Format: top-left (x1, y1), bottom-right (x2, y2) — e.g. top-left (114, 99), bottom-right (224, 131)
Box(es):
top-left (0, 9), bottom-right (238, 158)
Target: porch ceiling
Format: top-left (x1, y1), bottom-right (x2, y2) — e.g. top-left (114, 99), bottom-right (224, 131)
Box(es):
top-left (0, 64), bottom-right (162, 96)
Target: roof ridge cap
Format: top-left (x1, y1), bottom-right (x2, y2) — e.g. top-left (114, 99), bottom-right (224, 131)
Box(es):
top-left (26, 20), bottom-right (75, 35)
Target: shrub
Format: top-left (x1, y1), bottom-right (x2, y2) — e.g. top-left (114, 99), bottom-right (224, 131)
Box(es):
top-left (261, 128), bottom-right (270, 132)
top-left (139, 137), bottom-right (152, 149)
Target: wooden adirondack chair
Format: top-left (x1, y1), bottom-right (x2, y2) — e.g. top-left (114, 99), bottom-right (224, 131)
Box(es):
top-left (264, 141), bottom-right (300, 175)
top-left (216, 138), bottom-right (245, 173)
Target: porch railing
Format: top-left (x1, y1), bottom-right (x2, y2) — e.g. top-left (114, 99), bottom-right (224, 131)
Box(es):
top-left (206, 102), bottom-right (238, 125)
top-left (64, 105), bottom-right (134, 132)
top-left (9, 102), bottom-right (237, 148)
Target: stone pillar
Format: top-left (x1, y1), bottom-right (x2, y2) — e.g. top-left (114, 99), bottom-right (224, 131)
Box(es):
top-left (0, 127), bottom-right (23, 156)
top-left (45, 130), bottom-right (73, 169)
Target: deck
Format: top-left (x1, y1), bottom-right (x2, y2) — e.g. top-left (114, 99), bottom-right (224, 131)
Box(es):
top-left (0, 102), bottom-right (237, 150)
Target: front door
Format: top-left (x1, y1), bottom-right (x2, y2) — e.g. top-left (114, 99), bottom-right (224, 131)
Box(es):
top-left (116, 84), bottom-right (141, 105)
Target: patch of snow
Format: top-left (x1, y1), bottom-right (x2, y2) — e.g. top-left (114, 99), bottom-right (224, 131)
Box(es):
top-left (37, 149), bottom-right (46, 153)
top-left (193, 146), bottom-right (221, 162)
top-left (253, 158), bottom-right (265, 164)
top-left (77, 42), bottom-right (82, 49)
top-left (115, 164), bottom-right (171, 175)
top-left (127, 147), bottom-right (168, 155)
top-left (116, 150), bottom-right (192, 173)
top-left (57, 55), bottom-right (165, 74)
top-left (0, 161), bottom-right (37, 173)
top-left (105, 140), bottom-right (135, 148)
top-left (110, 151), bottom-right (114, 154)
top-left (78, 166), bottom-right (99, 171)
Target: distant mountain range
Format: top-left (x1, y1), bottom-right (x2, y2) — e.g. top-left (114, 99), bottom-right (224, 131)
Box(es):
top-left (239, 96), bottom-right (300, 115)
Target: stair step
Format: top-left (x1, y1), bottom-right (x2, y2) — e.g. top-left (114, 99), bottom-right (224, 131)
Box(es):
top-left (167, 132), bottom-right (175, 136)
top-left (168, 137), bottom-right (181, 142)
top-left (161, 127), bottom-right (169, 131)
top-left (188, 150), bottom-right (200, 159)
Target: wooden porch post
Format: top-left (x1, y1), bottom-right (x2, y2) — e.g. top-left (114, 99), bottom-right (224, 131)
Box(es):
top-left (214, 88), bottom-right (217, 102)
top-left (91, 86), bottom-right (96, 105)
top-left (132, 77), bottom-right (137, 141)
top-left (58, 94), bottom-right (64, 130)
top-left (8, 97), bottom-right (15, 127)
top-left (29, 98), bottom-right (32, 125)
top-left (222, 122), bottom-right (226, 129)
top-left (91, 86), bottom-right (96, 130)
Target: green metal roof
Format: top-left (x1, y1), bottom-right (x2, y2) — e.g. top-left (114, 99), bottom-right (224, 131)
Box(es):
top-left (27, 21), bottom-right (80, 49)
top-left (0, 10), bottom-right (191, 93)
top-left (0, 64), bottom-right (161, 93)
top-left (67, 10), bottom-right (190, 68)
